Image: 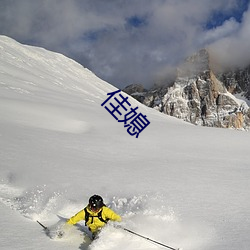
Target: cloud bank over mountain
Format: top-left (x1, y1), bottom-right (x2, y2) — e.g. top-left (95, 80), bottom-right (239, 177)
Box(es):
top-left (0, 0), bottom-right (249, 88)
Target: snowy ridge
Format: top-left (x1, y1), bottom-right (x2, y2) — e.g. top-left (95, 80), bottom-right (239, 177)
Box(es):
top-left (0, 36), bottom-right (250, 250)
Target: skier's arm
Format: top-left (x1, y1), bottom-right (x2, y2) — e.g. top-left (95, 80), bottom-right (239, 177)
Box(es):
top-left (104, 207), bottom-right (122, 222)
top-left (67, 209), bottom-right (85, 225)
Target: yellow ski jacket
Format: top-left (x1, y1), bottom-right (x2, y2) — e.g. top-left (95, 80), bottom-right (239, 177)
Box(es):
top-left (67, 206), bottom-right (121, 233)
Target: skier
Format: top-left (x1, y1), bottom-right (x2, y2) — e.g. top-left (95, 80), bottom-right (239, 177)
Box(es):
top-left (66, 194), bottom-right (121, 239)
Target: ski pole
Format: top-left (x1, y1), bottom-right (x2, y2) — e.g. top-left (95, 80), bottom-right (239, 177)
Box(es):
top-left (122, 227), bottom-right (180, 250)
top-left (37, 220), bottom-right (48, 231)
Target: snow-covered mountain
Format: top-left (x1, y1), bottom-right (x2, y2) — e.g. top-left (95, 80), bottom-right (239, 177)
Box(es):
top-left (124, 49), bottom-right (250, 130)
top-left (0, 36), bottom-right (250, 250)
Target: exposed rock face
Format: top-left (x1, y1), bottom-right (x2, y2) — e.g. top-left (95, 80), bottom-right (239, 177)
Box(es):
top-left (217, 66), bottom-right (250, 99)
top-left (123, 49), bottom-right (250, 130)
top-left (123, 84), bottom-right (147, 103)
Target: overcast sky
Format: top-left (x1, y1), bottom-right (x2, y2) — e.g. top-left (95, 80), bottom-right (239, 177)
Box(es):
top-left (0, 0), bottom-right (249, 88)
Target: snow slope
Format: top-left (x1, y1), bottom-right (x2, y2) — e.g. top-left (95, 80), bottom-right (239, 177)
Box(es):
top-left (0, 36), bottom-right (250, 250)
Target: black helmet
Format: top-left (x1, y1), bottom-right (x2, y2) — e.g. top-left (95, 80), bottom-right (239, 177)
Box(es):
top-left (89, 195), bottom-right (104, 210)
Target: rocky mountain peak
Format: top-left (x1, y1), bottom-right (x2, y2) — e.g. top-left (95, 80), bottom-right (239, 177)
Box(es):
top-left (177, 49), bottom-right (210, 78)
top-left (123, 49), bottom-right (250, 130)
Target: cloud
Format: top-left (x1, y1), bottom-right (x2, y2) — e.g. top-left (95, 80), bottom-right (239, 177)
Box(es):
top-left (209, 4), bottom-right (250, 69)
top-left (200, 18), bottom-right (240, 45)
top-left (0, 0), bottom-right (249, 88)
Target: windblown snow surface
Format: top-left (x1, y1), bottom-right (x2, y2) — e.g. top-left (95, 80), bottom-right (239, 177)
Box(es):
top-left (0, 36), bottom-right (250, 250)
